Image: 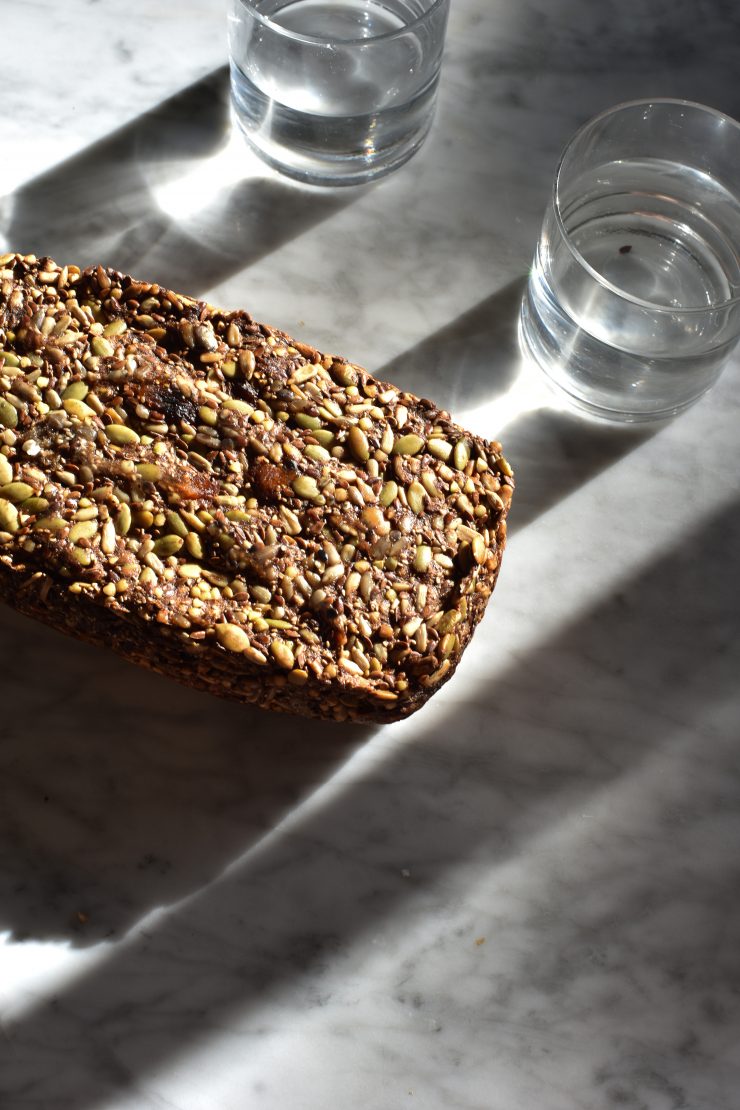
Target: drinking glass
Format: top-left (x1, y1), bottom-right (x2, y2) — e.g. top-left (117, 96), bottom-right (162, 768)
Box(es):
top-left (228, 0), bottom-right (450, 186)
top-left (519, 99), bottom-right (740, 421)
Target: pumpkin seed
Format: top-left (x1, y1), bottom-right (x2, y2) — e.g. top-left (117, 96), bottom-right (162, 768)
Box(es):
top-left (91, 336), bottom-right (115, 358)
top-left (33, 515), bottom-right (66, 532)
top-left (0, 499), bottom-right (19, 532)
top-left (114, 503), bottom-right (132, 535)
top-left (296, 412), bottom-right (322, 430)
top-left (153, 534), bottom-right (183, 557)
top-left (105, 424), bottom-right (140, 446)
top-left (178, 563), bottom-right (202, 579)
top-left (135, 463), bottom-right (161, 482)
top-left (70, 546), bottom-right (92, 566)
top-left (21, 497), bottom-right (49, 514)
top-left (304, 444), bottom-right (330, 463)
top-left (0, 482), bottom-right (33, 503)
top-left (413, 545), bottom-right (432, 573)
top-left (292, 475), bottom-right (322, 501)
top-left (222, 398), bottom-right (253, 415)
top-left (69, 519), bottom-right (97, 542)
top-left (62, 381), bottom-right (89, 401)
top-left (165, 510), bottom-right (189, 538)
top-left (216, 623), bottom-right (250, 653)
top-left (63, 397), bottom-right (96, 420)
top-left (427, 438), bottom-right (452, 461)
top-left (0, 398), bottom-right (19, 428)
top-left (392, 433), bottom-right (424, 456)
top-left (379, 481), bottom-right (398, 507)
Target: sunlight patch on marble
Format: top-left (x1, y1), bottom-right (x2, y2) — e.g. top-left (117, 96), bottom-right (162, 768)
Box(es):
top-left (461, 362), bottom-right (555, 435)
top-left (0, 932), bottom-right (110, 1024)
top-left (145, 128), bottom-right (263, 225)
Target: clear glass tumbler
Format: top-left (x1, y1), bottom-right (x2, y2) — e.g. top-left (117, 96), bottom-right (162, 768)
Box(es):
top-left (520, 99), bottom-right (740, 421)
top-left (228, 0), bottom-right (450, 187)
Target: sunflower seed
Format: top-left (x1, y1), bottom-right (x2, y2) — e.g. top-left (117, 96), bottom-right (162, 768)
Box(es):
top-left (101, 519), bottom-right (117, 554)
top-left (406, 481), bottom-right (426, 515)
top-left (347, 425), bottom-right (370, 462)
top-left (271, 638), bottom-right (295, 669)
top-left (453, 439), bottom-right (471, 471)
top-left (63, 397), bottom-right (96, 420)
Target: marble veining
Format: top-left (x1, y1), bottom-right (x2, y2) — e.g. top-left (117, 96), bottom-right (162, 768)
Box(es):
top-left (1, 0), bottom-right (740, 1107)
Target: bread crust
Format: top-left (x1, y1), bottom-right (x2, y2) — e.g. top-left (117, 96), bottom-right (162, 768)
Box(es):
top-left (0, 254), bottom-right (513, 722)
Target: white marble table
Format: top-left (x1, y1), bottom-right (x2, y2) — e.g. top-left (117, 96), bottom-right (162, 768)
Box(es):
top-left (2, 1), bottom-right (740, 1107)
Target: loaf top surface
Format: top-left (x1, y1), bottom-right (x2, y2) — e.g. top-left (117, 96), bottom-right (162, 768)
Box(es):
top-left (0, 254), bottom-right (513, 719)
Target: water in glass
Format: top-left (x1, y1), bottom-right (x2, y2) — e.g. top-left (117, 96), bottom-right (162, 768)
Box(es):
top-left (230, 0), bottom-right (441, 184)
top-left (522, 157), bottom-right (740, 418)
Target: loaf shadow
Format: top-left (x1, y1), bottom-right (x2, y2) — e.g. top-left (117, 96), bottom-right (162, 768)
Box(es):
top-left (502, 404), bottom-right (655, 532)
top-left (0, 607), bottom-right (370, 947)
top-left (2, 66), bottom-right (362, 296)
top-left (3, 494), bottom-right (738, 1106)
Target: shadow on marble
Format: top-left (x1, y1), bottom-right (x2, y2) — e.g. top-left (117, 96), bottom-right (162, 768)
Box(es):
top-left (2, 66), bottom-right (364, 296)
top-left (4, 495), bottom-right (739, 1106)
top-left (502, 404), bottom-right (655, 532)
top-left (375, 279), bottom-right (526, 414)
top-left (0, 607), bottom-right (371, 947)
top-left (478, 0), bottom-right (740, 126)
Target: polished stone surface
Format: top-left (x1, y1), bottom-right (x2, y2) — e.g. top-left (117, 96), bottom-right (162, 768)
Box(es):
top-left (1, 1), bottom-right (740, 1107)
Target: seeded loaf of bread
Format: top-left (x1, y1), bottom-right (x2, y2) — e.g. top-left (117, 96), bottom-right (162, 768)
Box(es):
top-left (0, 254), bottom-right (513, 722)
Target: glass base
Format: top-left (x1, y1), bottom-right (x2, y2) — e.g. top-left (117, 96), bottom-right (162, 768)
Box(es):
top-left (232, 109), bottom-right (432, 187)
top-left (229, 60), bottom-right (438, 187)
top-left (518, 275), bottom-right (728, 424)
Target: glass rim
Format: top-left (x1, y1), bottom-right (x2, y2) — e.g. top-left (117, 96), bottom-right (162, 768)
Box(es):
top-left (553, 97), bottom-right (740, 315)
top-left (232, 0), bottom-right (449, 46)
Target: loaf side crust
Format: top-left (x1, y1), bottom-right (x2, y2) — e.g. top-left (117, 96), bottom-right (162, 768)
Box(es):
top-left (0, 255), bottom-right (513, 723)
